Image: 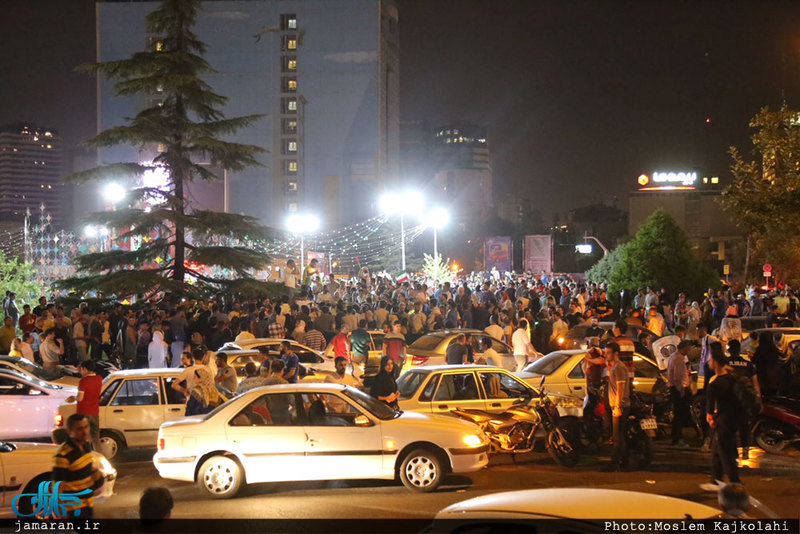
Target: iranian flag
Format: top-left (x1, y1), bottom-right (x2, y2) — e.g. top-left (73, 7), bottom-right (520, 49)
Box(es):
top-left (396, 271), bottom-right (409, 284)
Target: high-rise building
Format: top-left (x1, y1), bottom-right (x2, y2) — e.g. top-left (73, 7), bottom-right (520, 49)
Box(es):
top-left (0, 124), bottom-right (64, 223)
top-left (96, 0), bottom-right (399, 227)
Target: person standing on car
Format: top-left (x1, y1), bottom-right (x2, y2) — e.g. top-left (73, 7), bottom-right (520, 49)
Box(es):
top-left (605, 342), bottom-right (630, 471)
top-left (667, 340), bottom-right (692, 447)
top-left (702, 343), bottom-right (742, 490)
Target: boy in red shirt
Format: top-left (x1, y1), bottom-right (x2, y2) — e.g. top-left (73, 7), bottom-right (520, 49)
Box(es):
top-left (75, 360), bottom-right (103, 451)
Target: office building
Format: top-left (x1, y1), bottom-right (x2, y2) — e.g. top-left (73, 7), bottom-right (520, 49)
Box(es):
top-left (0, 124), bottom-right (64, 224)
top-left (97, 0), bottom-right (399, 227)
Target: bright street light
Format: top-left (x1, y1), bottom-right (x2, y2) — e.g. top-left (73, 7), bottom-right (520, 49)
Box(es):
top-left (379, 190), bottom-right (425, 271)
top-left (286, 213), bottom-right (320, 270)
top-left (102, 182), bottom-right (126, 206)
top-left (424, 207), bottom-right (450, 260)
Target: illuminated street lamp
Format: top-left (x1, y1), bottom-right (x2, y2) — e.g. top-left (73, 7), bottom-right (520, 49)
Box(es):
top-left (102, 182), bottom-right (126, 207)
top-left (424, 207), bottom-right (450, 260)
top-left (379, 190), bottom-right (425, 271)
top-left (286, 213), bottom-right (320, 269)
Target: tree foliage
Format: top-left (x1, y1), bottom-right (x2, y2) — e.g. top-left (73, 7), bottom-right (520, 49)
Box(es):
top-left (58, 0), bottom-right (272, 300)
top-left (721, 106), bottom-right (800, 284)
top-left (421, 253), bottom-right (459, 284)
top-left (0, 252), bottom-right (45, 306)
top-left (585, 244), bottom-right (626, 285)
top-left (607, 210), bottom-right (718, 299)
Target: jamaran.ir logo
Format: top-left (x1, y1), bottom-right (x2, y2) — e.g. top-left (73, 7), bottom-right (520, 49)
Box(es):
top-left (11, 481), bottom-right (92, 518)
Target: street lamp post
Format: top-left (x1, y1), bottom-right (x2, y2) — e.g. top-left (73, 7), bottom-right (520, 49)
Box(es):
top-left (426, 207), bottom-right (450, 260)
top-left (379, 190), bottom-right (425, 272)
top-left (286, 213), bottom-right (320, 269)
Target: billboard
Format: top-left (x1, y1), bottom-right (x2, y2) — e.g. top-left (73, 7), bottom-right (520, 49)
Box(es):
top-left (484, 236), bottom-right (512, 272)
top-left (524, 235), bottom-right (552, 273)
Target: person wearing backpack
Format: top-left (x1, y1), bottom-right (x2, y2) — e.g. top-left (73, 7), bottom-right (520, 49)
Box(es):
top-left (726, 339), bottom-right (761, 460)
top-left (702, 342), bottom-right (742, 492)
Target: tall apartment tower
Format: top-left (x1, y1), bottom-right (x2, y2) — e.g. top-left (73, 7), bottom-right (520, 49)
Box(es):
top-left (96, 0), bottom-right (400, 228)
top-left (0, 124), bottom-right (64, 224)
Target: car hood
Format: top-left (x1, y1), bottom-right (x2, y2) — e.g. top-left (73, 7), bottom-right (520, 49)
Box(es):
top-left (54, 376), bottom-right (81, 387)
top-left (159, 415), bottom-right (208, 431)
top-left (4, 441), bottom-right (60, 461)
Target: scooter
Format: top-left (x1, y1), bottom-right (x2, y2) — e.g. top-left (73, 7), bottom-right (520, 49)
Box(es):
top-left (752, 396), bottom-right (800, 454)
top-left (451, 377), bottom-right (580, 467)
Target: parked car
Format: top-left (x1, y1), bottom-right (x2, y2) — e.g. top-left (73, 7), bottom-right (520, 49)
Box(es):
top-left (404, 330), bottom-right (517, 372)
top-left (53, 368), bottom-right (184, 459)
top-left (397, 365), bottom-right (581, 417)
top-left (429, 488), bottom-right (725, 529)
top-left (154, 382), bottom-right (489, 498)
top-left (0, 369), bottom-right (77, 440)
top-left (0, 355), bottom-right (80, 387)
top-left (219, 348), bottom-right (333, 384)
top-left (516, 350), bottom-right (663, 398)
top-left (218, 338), bottom-right (335, 378)
top-left (0, 440), bottom-right (116, 518)
top-left (740, 328), bottom-right (800, 359)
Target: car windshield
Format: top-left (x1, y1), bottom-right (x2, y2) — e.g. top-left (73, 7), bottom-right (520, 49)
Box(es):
top-left (4, 371), bottom-right (61, 390)
top-left (342, 387), bottom-right (397, 420)
top-left (11, 358), bottom-right (59, 382)
top-left (522, 352), bottom-right (571, 375)
top-left (409, 334), bottom-right (445, 351)
top-left (397, 371), bottom-right (426, 399)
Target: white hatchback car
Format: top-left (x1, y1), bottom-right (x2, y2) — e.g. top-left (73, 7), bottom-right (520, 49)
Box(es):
top-left (154, 383), bottom-right (490, 498)
top-left (53, 368), bottom-right (185, 459)
top-left (0, 369), bottom-right (77, 440)
top-left (0, 440), bottom-right (116, 518)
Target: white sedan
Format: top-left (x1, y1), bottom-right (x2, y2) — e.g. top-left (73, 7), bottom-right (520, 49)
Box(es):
top-left (0, 440), bottom-right (116, 518)
top-left (0, 370), bottom-right (76, 440)
top-left (154, 383), bottom-right (490, 498)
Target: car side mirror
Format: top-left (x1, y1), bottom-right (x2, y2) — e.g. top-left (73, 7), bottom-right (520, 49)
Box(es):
top-left (354, 414), bottom-right (373, 427)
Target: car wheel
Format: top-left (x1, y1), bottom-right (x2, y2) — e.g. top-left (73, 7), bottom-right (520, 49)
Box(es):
top-left (399, 448), bottom-right (444, 492)
top-left (198, 456), bottom-right (244, 498)
top-left (99, 430), bottom-right (124, 460)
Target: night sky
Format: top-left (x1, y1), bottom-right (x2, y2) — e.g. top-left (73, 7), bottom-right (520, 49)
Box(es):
top-left (2, 0), bottom-right (799, 220)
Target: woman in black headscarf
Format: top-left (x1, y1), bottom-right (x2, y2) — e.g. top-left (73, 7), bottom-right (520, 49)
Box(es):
top-left (751, 332), bottom-right (784, 397)
top-left (370, 356), bottom-right (400, 409)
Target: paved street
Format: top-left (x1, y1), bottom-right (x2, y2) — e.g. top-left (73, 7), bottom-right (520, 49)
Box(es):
top-left (96, 443), bottom-right (800, 519)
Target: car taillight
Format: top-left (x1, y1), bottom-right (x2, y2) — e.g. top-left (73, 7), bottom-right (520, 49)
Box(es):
top-left (411, 356), bottom-right (429, 366)
top-left (158, 438), bottom-right (165, 450)
top-left (54, 414), bottom-right (63, 427)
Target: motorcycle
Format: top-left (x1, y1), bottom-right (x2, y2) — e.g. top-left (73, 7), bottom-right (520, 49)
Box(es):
top-left (451, 377), bottom-right (580, 467)
top-left (752, 396), bottom-right (800, 454)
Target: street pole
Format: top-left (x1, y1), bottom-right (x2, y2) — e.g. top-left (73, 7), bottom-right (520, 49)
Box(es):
top-left (400, 213), bottom-right (406, 271)
top-left (299, 234), bottom-right (305, 273)
top-left (433, 227), bottom-right (438, 260)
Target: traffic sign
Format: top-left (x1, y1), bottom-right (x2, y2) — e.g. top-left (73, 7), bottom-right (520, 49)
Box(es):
top-left (764, 271), bottom-right (772, 278)
top-left (763, 264), bottom-right (773, 272)
top-left (723, 264), bottom-right (730, 275)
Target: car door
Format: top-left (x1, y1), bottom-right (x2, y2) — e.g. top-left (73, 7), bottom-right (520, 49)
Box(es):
top-left (478, 371), bottom-right (535, 413)
top-left (107, 377), bottom-right (162, 447)
top-left (0, 376), bottom-right (51, 439)
top-left (565, 359), bottom-right (587, 397)
top-left (160, 376), bottom-right (188, 424)
top-left (632, 355), bottom-right (660, 394)
top-left (300, 392), bottom-right (383, 480)
top-left (225, 392), bottom-right (308, 483)
top-left (428, 371), bottom-right (486, 413)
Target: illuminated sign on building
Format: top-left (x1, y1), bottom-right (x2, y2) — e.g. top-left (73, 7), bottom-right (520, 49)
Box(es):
top-left (637, 171), bottom-right (698, 191)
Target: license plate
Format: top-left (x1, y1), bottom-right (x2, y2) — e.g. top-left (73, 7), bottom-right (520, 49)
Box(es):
top-left (640, 418), bottom-right (657, 430)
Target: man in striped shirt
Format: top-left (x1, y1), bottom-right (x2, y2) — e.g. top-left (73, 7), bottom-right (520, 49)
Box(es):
top-left (52, 413), bottom-right (103, 518)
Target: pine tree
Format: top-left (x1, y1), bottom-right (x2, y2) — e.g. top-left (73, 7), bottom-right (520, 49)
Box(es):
top-left (59, 0), bottom-right (273, 300)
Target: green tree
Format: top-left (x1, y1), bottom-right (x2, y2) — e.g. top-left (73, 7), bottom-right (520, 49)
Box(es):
top-left (721, 106), bottom-right (800, 284)
top-left (421, 253), bottom-right (459, 284)
top-left (608, 210), bottom-right (718, 299)
top-left (59, 0), bottom-right (270, 300)
top-left (585, 244), bottom-right (626, 285)
top-left (0, 252), bottom-right (44, 306)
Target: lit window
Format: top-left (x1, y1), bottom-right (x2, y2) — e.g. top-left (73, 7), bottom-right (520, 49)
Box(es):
top-left (284, 57), bottom-right (297, 72)
top-left (711, 177), bottom-right (719, 184)
top-left (288, 202), bottom-right (298, 212)
top-left (703, 177), bottom-right (708, 184)
top-left (283, 119), bottom-right (297, 133)
top-left (156, 41), bottom-right (163, 52)
top-left (288, 181), bottom-right (298, 191)
top-left (288, 161), bottom-right (298, 172)
top-left (288, 141), bottom-right (297, 152)
top-left (157, 144), bottom-right (165, 152)
top-left (283, 78), bottom-right (297, 91)
top-left (44, 132), bottom-right (52, 137)
top-left (281, 14), bottom-right (297, 31)
top-left (288, 99), bottom-right (297, 111)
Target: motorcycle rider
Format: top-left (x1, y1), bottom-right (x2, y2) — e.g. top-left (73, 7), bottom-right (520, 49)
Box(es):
top-left (604, 341), bottom-right (630, 471)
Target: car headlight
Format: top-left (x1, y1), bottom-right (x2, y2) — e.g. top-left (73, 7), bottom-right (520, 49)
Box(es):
top-left (462, 434), bottom-right (483, 448)
top-left (95, 454), bottom-right (116, 478)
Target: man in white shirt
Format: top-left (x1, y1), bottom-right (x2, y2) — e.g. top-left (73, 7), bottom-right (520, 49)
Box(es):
top-left (39, 329), bottom-right (65, 371)
top-left (484, 315), bottom-right (504, 341)
top-left (478, 336), bottom-right (501, 368)
top-left (283, 259), bottom-right (298, 296)
top-left (511, 319), bottom-right (535, 372)
top-left (172, 348), bottom-right (209, 401)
